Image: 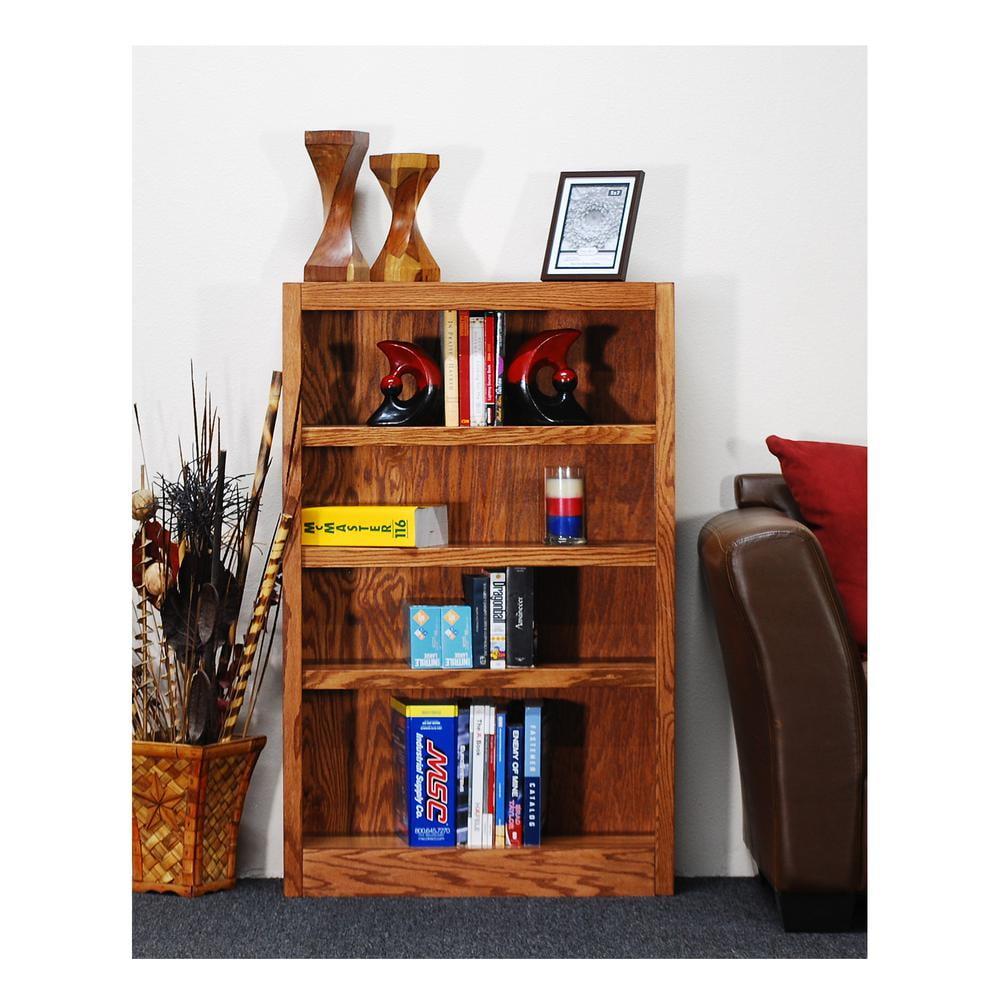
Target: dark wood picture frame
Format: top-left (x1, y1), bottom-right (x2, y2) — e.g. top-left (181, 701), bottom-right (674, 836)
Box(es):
top-left (541, 170), bottom-right (644, 282)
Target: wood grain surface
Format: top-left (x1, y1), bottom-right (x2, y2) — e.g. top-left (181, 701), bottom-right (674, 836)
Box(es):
top-left (303, 131), bottom-right (370, 282)
top-left (301, 662), bottom-right (655, 690)
top-left (654, 283), bottom-right (676, 894)
top-left (369, 153), bottom-right (440, 282)
top-left (302, 566), bottom-right (654, 665)
top-left (301, 543), bottom-right (654, 568)
top-left (281, 284), bottom-right (305, 896)
top-left (301, 424), bottom-right (655, 447)
top-left (298, 281), bottom-right (657, 311)
top-left (302, 834), bottom-right (654, 897)
top-left (302, 443), bottom-right (653, 543)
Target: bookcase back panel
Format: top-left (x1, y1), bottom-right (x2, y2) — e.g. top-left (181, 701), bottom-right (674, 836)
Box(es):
top-left (299, 309), bottom-right (656, 426)
top-left (301, 566), bottom-right (655, 665)
top-left (302, 445), bottom-right (652, 544)
top-left (301, 688), bottom-right (654, 836)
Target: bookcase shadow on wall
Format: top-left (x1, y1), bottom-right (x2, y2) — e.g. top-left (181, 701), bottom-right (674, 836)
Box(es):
top-left (282, 281), bottom-right (675, 898)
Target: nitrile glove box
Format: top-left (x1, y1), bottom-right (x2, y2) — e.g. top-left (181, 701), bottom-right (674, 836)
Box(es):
top-left (406, 604), bottom-right (442, 669)
top-left (441, 605), bottom-right (473, 668)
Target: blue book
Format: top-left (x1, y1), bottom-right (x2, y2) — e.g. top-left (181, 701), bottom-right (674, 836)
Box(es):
top-left (494, 709), bottom-right (506, 846)
top-left (462, 574), bottom-right (490, 668)
top-left (456, 705), bottom-right (471, 845)
top-left (523, 701), bottom-right (543, 846)
top-left (390, 698), bottom-right (457, 847)
top-left (505, 722), bottom-right (524, 847)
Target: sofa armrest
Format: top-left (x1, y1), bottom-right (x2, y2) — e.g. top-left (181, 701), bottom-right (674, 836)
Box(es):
top-left (698, 507), bottom-right (867, 893)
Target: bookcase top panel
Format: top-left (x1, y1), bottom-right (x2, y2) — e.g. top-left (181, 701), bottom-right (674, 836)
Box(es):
top-left (292, 281), bottom-right (667, 311)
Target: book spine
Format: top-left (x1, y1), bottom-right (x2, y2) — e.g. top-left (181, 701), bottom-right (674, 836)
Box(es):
top-left (458, 310), bottom-right (470, 427)
top-left (391, 704), bottom-right (409, 842)
top-left (484, 312), bottom-right (496, 426)
top-left (494, 312), bottom-right (506, 426)
top-left (524, 701), bottom-right (542, 846)
top-left (462, 573), bottom-right (490, 668)
top-left (506, 723), bottom-right (523, 847)
top-left (495, 709), bottom-right (506, 846)
top-left (469, 705), bottom-right (485, 848)
top-left (441, 310), bottom-right (459, 428)
top-left (484, 705), bottom-right (495, 847)
top-left (469, 313), bottom-right (485, 427)
top-left (456, 705), bottom-right (470, 845)
top-left (488, 570), bottom-right (506, 669)
top-left (506, 566), bottom-right (534, 667)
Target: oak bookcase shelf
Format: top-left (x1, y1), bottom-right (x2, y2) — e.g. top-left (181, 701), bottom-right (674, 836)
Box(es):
top-left (302, 542), bottom-right (654, 569)
top-left (283, 281), bottom-right (675, 899)
top-left (302, 661), bottom-right (656, 691)
top-left (302, 424), bottom-right (655, 447)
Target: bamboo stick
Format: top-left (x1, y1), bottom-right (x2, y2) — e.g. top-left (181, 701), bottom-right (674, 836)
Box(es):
top-left (219, 514), bottom-right (291, 740)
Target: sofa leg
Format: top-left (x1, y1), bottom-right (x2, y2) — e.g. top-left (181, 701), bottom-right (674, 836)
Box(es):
top-left (775, 890), bottom-right (857, 932)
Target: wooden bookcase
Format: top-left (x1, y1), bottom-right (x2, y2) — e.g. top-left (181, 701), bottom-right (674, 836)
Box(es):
top-left (282, 281), bottom-right (675, 897)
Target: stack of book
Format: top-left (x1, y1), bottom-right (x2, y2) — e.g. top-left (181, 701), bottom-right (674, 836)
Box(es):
top-left (440, 310), bottom-right (507, 427)
top-left (392, 697), bottom-right (546, 848)
top-left (405, 567), bottom-right (534, 670)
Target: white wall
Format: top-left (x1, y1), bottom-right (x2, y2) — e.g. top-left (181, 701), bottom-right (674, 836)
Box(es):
top-left (133, 46), bottom-right (865, 877)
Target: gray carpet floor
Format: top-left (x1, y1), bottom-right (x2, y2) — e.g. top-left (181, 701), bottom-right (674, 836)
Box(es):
top-left (133, 877), bottom-right (866, 958)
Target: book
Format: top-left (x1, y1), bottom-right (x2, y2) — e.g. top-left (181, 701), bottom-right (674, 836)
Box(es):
top-left (462, 573), bottom-right (490, 668)
top-left (505, 721), bottom-right (524, 847)
top-left (458, 310), bottom-right (471, 427)
top-left (494, 311), bottom-right (506, 426)
top-left (469, 313), bottom-right (486, 427)
top-left (495, 708), bottom-right (507, 846)
top-left (441, 309), bottom-right (459, 428)
top-left (405, 605), bottom-right (442, 669)
top-left (484, 704), bottom-right (495, 847)
top-left (523, 700), bottom-right (543, 846)
top-left (506, 567), bottom-right (534, 667)
top-left (484, 312), bottom-right (496, 426)
top-left (302, 505), bottom-right (448, 548)
top-left (456, 704), bottom-right (470, 846)
top-left (441, 605), bottom-right (473, 668)
top-left (488, 570), bottom-right (507, 669)
top-left (390, 698), bottom-right (457, 847)
top-left (468, 704), bottom-right (486, 848)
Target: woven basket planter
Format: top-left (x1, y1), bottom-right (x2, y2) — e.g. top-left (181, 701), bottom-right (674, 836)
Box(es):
top-left (132, 736), bottom-right (266, 897)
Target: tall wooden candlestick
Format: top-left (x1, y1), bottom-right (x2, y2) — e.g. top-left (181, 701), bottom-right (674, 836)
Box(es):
top-left (303, 130), bottom-right (370, 282)
top-left (369, 153), bottom-right (440, 282)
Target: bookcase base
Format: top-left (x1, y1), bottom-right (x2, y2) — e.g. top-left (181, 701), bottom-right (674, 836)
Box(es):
top-left (298, 834), bottom-right (657, 897)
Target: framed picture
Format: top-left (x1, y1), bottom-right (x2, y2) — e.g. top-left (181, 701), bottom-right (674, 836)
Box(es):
top-left (541, 170), bottom-right (644, 281)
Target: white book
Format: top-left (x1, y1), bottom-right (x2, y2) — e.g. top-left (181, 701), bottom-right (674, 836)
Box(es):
top-left (441, 310), bottom-right (459, 427)
top-left (469, 313), bottom-right (486, 427)
top-left (483, 704), bottom-right (495, 847)
top-left (469, 705), bottom-right (486, 848)
top-left (489, 570), bottom-right (506, 670)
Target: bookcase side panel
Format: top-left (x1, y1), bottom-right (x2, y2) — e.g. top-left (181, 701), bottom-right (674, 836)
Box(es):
top-left (654, 284), bottom-right (676, 894)
top-left (282, 284), bottom-right (305, 896)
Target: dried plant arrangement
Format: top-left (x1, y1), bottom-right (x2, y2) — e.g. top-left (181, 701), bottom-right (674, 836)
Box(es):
top-left (132, 368), bottom-right (286, 744)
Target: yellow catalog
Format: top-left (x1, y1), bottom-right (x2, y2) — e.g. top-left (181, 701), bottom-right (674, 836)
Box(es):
top-left (301, 505), bottom-right (448, 547)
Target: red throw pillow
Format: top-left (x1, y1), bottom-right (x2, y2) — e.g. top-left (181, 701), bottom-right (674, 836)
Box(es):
top-left (765, 435), bottom-right (867, 650)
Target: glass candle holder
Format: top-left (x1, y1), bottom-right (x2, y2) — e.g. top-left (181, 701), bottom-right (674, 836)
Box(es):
top-left (544, 466), bottom-right (586, 545)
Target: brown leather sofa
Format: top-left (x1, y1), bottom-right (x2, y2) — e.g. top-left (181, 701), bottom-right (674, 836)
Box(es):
top-left (698, 474), bottom-right (867, 931)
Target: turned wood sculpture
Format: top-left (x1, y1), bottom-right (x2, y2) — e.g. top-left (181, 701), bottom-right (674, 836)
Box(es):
top-left (506, 328), bottom-right (592, 425)
top-left (370, 153), bottom-right (440, 282)
top-left (367, 340), bottom-right (444, 426)
top-left (303, 130), bottom-right (370, 282)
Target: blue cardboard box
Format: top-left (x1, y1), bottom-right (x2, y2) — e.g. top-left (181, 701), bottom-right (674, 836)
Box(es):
top-left (391, 698), bottom-right (458, 847)
top-left (407, 604), bottom-right (442, 669)
top-left (441, 605), bottom-right (473, 668)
